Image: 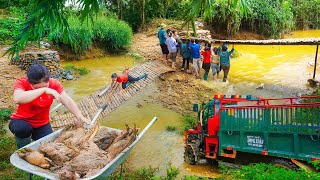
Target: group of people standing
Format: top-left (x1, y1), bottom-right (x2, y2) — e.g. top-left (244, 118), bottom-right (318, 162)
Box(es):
top-left (158, 23), bottom-right (235, 82)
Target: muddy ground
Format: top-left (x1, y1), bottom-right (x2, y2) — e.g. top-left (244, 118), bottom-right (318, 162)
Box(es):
top-left (131, 32), bottom-right (217, 114)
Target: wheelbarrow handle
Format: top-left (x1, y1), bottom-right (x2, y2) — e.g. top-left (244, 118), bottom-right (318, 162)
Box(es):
top-left (86, 104), bottom-right (109, 128)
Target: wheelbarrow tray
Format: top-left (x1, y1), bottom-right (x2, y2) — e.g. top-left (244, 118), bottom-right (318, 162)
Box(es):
top-left (10, 126), bottom-right (141, 180)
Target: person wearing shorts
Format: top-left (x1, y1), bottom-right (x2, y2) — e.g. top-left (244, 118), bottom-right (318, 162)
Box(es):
top-left (165, 31), bottom-right (178, 69)
top-left (157, 23), bottom-right (169, 61)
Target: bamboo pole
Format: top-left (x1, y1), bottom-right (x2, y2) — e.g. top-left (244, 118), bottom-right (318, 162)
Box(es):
top-left (313, 45), bottom-right (319, 79)
top-left (180, 37), bottom-right (320, 45)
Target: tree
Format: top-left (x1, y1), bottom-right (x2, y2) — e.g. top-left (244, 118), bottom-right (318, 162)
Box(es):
top-left (182, 0), bottom-right (250, 37)
top-left (6, 0), bottom-right (102, 58)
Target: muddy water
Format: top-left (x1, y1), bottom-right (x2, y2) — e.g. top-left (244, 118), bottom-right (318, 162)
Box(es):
top-left (61, 30), bottom-right (320, 178)
top-left (61, 56), bottom-right (138, 101)
top-left (61, 56), bottom-right (220, 177)
top-left (202, 30), bottom-right (320, 98)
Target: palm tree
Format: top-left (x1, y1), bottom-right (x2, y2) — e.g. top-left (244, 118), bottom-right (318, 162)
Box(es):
top-left (183, 0), bottom-right (250, 38)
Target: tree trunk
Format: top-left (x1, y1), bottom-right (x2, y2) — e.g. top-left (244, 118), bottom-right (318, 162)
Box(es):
top-left (141, 0), bottom-right (145, 30)
top-left (117, 0), bottom-right (120, 19)
top-left (227, 19), bottom-right (232, 38)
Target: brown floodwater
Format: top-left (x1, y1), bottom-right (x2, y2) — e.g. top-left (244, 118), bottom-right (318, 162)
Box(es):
top-left (60, 30), bottom-right (320, 178)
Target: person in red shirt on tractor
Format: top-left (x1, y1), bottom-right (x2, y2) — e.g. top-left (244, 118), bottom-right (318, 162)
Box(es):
top-left (9, 64), bottom-right (90, 148)
top-left (111, 68), bottom-right (147, 93)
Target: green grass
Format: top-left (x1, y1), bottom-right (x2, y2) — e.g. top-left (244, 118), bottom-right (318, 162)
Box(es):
top-left (219, 163), bottom-right (320, 180)
top-left (166, 125), bottom-right (177, 132)
top-left (63, 64), bottom-right (90, 76)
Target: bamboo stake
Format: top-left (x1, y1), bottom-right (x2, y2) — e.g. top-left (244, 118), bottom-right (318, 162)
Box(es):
top-left (313, 45), bottom-right (319, 79)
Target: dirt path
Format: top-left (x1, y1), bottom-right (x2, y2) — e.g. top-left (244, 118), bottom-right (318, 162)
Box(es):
top-left (0, 48), bottom-right (25, 109)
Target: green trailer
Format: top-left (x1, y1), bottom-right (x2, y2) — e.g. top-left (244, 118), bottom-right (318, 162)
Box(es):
top-left (184, 95), bottom-right (320, 170)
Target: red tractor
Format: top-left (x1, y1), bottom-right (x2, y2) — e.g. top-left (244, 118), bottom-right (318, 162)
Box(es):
top-left (184, 94), bottom-right (320, 170)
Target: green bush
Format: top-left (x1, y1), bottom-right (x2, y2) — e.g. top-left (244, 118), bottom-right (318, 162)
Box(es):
top-left (293, 0), bottom-right (320, 29)
top-left (63, 64), bottom-right (90, 75)
top-left (221, 163), bottom-right (320, 180)
top-left (181, 114), bottom-right (197, 133)
top-left (49, 17), bottom-right (94, 54)
top-left (92, 16), bottom-right (132, 52)
top-left (0, 108), bottom-right (12, 121)
top-left (245, 0), bottom-right (294, 38)
top-left (49, 14), bottom-right (132, 54)
top-left (0, 18), bottom-right (23, 42)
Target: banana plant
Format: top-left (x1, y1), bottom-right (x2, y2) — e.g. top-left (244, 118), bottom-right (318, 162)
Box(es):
top-left (182, 0), bottom-right (250, 38)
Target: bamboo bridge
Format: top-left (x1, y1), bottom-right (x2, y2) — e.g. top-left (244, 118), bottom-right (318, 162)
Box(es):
top-left (50, 60), bottom-right (173, 129)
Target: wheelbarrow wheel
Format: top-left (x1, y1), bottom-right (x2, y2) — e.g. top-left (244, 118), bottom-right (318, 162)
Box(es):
top-left (184, 145), bottom-right (197, 165)
top-left (272, 159), bottom-right (297, 171)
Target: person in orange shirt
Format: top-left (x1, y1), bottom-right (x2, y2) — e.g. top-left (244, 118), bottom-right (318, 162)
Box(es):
top-left (111, 68), bottom-right (148, 92)
top-left (9, 64), bottom-right (90, 148)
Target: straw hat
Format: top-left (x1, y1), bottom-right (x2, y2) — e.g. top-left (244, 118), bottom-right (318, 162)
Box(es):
top-left (160, 23), bottom-right (166, 28)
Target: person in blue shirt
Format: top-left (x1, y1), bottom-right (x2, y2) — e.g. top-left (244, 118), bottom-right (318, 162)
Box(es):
top-left (180, 39), bottom-right (190, 71)
top-left (157, 23), bottom-right (169, 61)
top-left (189, 39), bottom-right (201, 78)
top-left (218, 43), bottom-right (234, 82)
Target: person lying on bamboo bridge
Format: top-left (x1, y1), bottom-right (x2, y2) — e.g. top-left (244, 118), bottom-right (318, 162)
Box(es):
top-left (9, 64), bottom-right (91, 149)
top-left (111, 68), bottom-right (148, 93)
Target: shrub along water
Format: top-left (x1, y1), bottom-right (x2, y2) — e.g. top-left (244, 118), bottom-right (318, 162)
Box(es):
top-left (92, 16), bottom-right (132, 52)
top-left (49, 14), bottom-right (132, 55)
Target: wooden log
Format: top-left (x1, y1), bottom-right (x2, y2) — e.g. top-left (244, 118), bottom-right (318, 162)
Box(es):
top-left (181, 37), bottom-right (320, 45)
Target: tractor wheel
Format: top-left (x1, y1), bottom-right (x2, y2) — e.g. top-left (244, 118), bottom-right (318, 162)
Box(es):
top-left (272, 159), bottom-right (297, 171)
top-left (184, 145), bottom-right (197, 165)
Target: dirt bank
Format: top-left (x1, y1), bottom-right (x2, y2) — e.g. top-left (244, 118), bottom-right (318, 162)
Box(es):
top-left (131, 32), bottom-right (217, 114)
top-left (0, 48), bottom-right (25, 109)
top-left (154, 72), bottom-right (214, 114)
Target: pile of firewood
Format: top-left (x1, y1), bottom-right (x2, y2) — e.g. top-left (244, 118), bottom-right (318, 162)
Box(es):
top-left (17, 124), bottom-right (138, 179)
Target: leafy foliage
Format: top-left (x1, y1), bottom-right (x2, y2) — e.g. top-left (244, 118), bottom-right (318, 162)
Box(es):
top-left (181, 114), bottom-right (197, 133)
top-left (63, 64), bottom-right (90, 75)
top-left (244, 0), bottom-right (294, 38)
top-left (221, 163), bottom-right (320, 180)
top-left (6, 0), bottom-right (101, 58)
top-left (92, 15), bottom-right (133, 52)
top-left (48, 13), bottom-right (132, 54)
top-left (293, 0), bottom-right (320, 29)
top-left (49, 16), bottom-right (94, 54)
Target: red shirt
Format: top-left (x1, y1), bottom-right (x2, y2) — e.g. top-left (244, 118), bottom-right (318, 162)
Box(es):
top-left (201, 51), bottom-right (212, 63)
top-left (10, 77), bottom-right (64, 128)
top-left (115, 74), bottom-right (128, 83)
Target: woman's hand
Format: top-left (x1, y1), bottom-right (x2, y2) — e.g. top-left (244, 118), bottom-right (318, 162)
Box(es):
top-left (45, 88), bottom-right (61, 102)
top-left (78, 116), bottom-right (91, 126)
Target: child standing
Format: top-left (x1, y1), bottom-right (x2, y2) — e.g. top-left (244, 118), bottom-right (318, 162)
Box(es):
top-left (189, 39), bottom-right (201, 78)
top-left (180, 39), bottom-right (190, 71)
top-left (201, 46), bottom-right (211, 80)
top-left (211, 47), bottom-right (220, 79)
